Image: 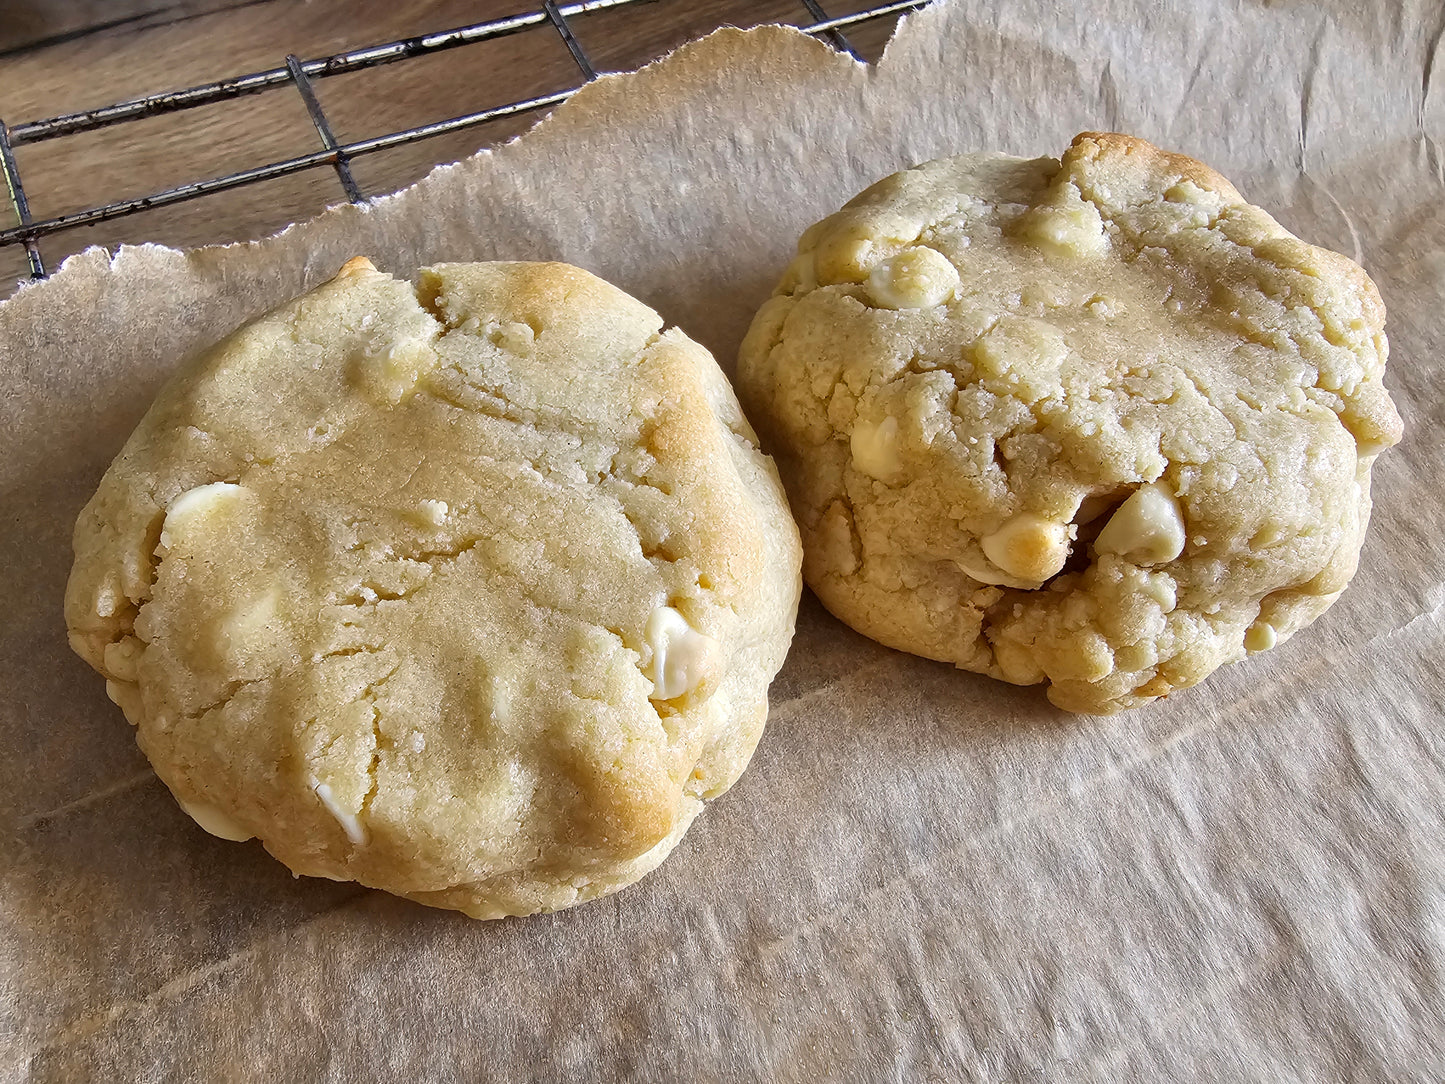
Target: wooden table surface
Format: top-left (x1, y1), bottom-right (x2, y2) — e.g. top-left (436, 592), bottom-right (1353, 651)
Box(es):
top-left (0, 0), bottom-right (909, 291)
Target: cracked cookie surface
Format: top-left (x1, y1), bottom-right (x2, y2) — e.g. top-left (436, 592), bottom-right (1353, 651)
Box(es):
top-left (737, 132), bottom-right (1401, 714)
top-left (66, 258), bottom-right (802, 917)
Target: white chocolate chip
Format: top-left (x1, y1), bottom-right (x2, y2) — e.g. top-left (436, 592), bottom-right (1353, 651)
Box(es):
top-left (643, 606), bottom-right (718, 701)
top-left (866, 246), bottom-right (960, 310)
top-left (175, 795), bottom-right (254, 842)
top-left (1164, 180), bottom-right (1212, 205)
top-left (850, 415), bottom-right (902, 479)
top-left (305, 420), bottom-right (336, 444)
top-left (1019, 192), bottom-right (1108, 257)
top-left (488, 673), bottom-right (512, 726)
top-left (159, 482), bottom-right (242, 550)
top-left (1094, 482), bottom-right (1187, 565)
top-left (1244, 620), bottom-right (1278, 654)
top-left (492, 320), bottom-right (535, 354)
top-left (979, 513), bottom-right (1074, 586)
top-left (94, 581), bottom-right (121, 619)
top-left (953, 553), bottom-right (1037, 590)
top-left (311, 778), bottom-right (369, 845)
top-left (218, 587), bottom-right (281, 657)
top-left (375, 338), bottom-right (437, 405)
top-left (351, 313), bottom-right (441, 406)
top-left (411, 499), bottom-right (449, 528)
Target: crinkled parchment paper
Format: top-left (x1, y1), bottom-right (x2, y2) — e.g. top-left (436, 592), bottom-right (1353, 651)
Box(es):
top-left (3, 1), bottom-right (1444, 1078)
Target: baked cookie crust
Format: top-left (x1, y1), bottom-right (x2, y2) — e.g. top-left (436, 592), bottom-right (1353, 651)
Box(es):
top-left (67, 258), bottom-right (802, 917)
top-left (738, 133), bottom-right (1400, 714)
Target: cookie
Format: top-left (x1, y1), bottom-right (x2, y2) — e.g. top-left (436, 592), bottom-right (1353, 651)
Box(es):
top-left (66, 258), bottom-right (802, 918)
top-left (737, 132), bottom-right (1401, 714)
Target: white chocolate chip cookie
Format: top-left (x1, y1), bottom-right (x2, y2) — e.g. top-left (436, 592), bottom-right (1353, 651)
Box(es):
top-left (66, 258), bottom-right (802, 917)
top-left (738, 132), bottom-right (1401, 714)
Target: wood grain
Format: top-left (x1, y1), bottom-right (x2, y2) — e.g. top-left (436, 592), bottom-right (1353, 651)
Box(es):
top-left (0, 0), bottom-right (261, 56)
top-left (0, 0), bottom-right (906, 291)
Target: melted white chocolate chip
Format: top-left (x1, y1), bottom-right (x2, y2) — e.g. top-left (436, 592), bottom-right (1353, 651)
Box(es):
top-left (979, 513), bottom-right (1073, 586)
top-left (1244, 620), bottom-right (1278, 653)
top-left (412, 499), bottom-right (449, 528)
top-left (219, 587), bottom-right (280, 653)
top-left (1018, 189), bottom-right (1108, 257)
top-left (850, 415), bottom-right (902, 480)
top-left (311, 778), bottom-right (369, 845)
top-left (176, 795), bottom-right (254, 842)
top-left (350, 298), bottom-right (442, 406)
top-left (1094, 482), bottom-right (1187, 565)
top-left (953, 553), bottom-right (1034, 589)
top-left (866, 246), bottom-right (960, 310)
top-left (643, 606), bottom-right (718, 701)
top-left (159, 482), bottom-right (242, 550)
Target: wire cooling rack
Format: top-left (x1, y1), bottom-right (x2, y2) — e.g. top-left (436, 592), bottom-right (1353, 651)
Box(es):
top-left (0, 0), bottom-right (929, 280)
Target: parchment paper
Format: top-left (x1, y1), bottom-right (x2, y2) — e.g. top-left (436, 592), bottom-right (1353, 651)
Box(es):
top-left (3, 1), bottom-right (1444, 1079)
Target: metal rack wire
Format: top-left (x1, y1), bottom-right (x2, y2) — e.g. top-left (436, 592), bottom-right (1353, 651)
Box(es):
top-left (0, 0), bottom-right (929, 280)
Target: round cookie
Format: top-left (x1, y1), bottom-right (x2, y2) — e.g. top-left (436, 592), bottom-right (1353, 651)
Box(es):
top-left (66, 258), bottom-right (802, 918)
top-left (737, 132), bottom-right (1401, 714)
